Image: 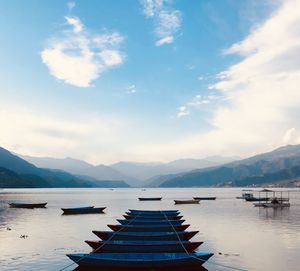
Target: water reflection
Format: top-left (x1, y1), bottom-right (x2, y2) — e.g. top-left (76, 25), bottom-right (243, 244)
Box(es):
top-left (0, 188), bottom-right (300, 271)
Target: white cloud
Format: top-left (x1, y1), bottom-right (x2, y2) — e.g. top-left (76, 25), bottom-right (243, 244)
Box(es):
top-left (41, 16), bottom-right (125, 87)
top-left (141, 0), bottom-right (181, 46)
top-left (177, 106), bottom-right (190, 118)
top-left (132, 0), bottom-right (300, 161)
top-left (155, 35), bottom-right (174, 46)
top-left (126, 84), bottom-right (137, 94)
top-left (67, 2), bottom-right (76, 11)
top-left (65, 16), bottom-right (83, 33)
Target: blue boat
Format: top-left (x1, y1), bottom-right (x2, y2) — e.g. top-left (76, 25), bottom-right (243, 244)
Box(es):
top-left (67, 252), bottom-right (214, 269)
top-left (129, 209), bottom-right (178, 214)
top-left (108, 224), bottom-right (190, 232)
top-left (61, 207), bottom-right (106, 215)
top-left (126, 211), bottom-right (180, 217)
top-left (117, 219), bottom-right (185, 226)
top-left (93, 230), bottom-right (199, 241)
top-left (85, 240), bottom-right (203, 253)
top-left (124, 214), bottom-right (184, 220)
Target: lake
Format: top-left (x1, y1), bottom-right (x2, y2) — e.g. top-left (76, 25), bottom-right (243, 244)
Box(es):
top-left (0, 188), bottom-right (300, 271)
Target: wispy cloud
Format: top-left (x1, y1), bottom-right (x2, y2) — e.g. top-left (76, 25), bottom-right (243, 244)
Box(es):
top-left (126, 84), bottom-right (137, 94)
top-left (41, 15), bottom-right (125, 87)
top-left (177, 93), bottom-right (224, 118)
top-left (67, 2), bottom-right (76, 11)
top-left (177, 106), bottom-right (190, 118)
top-left (141, 0), bottom-right (182, 46)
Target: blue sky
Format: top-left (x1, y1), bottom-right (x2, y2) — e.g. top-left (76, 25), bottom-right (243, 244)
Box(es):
top-left (2, 0), bottom-right (300, 164)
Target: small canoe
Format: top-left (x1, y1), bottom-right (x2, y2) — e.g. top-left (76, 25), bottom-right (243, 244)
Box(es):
top-left (107, 224), bottom-right (190, 232)
top-left (138, 197), bottom-right (162, 201)
top-left (128, 209), bottom-right (179, 214)
top-left (123, 214), bottom-right (183, 220)
top-left (262, 203), bottom-right (290, 208)
top-left (174, 200), bottom-right (200, 204)
top-left (67, 252), bottom-right (214, 269)
top-left (85, 240), bottom-right (202, 253)
top-left (93, 230), bottom-right (199, 241)
top-left (245, 197), bottom-right (269, 202)
top-left (61, 207), bottom-right (106, 215)
top-left (193, 197), bottom-right (216, 200)
top-left (117, 219), bottom-right (185, 226)
top-left (9, 202), bottom-right (47, 208)
top-left (126, 211), bottom-right (180, 217)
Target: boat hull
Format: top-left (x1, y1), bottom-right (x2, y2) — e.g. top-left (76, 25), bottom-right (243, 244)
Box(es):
top-left (123, 214), bottom-right (183, 220)
top-left (108, 224), bottom-right (190, 232)
top-left (9, 203), bottom-right (47, 208)
top-left (67, 252), bottom-right (213, 269)
top-left (93, 231), bottom-right (199, 241)
top-left (61, 207), bottom-right (106, 215)
top-left (128, 209), bottom-right (178, 214)
top-left (245, 197), bottom-right (269, 202)
top-left (174, 200), bottom-right (200, 204)
top-left (117, 219), bottom-right (185, 226)
top-left (193, 197), bottom-right (216, 200)
top-left (85, 240), bottom-right (202, 253)
top-left (138, 197), bottom-right (162, 201)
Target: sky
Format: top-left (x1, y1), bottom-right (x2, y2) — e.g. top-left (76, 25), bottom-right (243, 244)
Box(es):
top-left (1, 0), bottom-right (300, 164)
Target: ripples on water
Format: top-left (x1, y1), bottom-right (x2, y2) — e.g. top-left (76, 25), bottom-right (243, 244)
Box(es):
top-left (0, 188), bottom-right (299, 271)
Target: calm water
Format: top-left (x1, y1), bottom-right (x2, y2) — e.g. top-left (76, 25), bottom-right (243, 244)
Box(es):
top-left (0, 188), bottom-right (300, 271)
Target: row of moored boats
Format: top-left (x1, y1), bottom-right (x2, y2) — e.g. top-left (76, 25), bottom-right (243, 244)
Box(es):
top-left (66, 209), bottom-right (214, 269)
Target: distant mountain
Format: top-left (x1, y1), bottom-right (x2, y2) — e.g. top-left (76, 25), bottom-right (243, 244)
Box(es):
top-left (111, 156), bottom-right (238, 185)
top-left (0, 147), bottom-right (129, 188)
top-left (20, 155), bottom-right (92, 175)
top-left (21, 154), bottom-right (237, 187)
top-left (155, 144), bottom-right (300, 187)
top-left (21, 155), bottom-right (135, 185)
top-left (79, 164), bottom-right (136, 184)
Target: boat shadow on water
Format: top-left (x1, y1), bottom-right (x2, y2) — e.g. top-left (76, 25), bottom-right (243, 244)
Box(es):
top-left (73, 266), bottom-right (208, 271)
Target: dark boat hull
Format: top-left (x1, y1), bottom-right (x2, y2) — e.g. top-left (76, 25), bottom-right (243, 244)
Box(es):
top-left (85, 240), bottom-right (202, 253)
top-left (123, 214), bottom-right (183, 220)
top-left (128, 209), bottom-right (178, 214)
top-left (62, 207), bottom-right (106, 215)
top-left (108, 224), bottom-right (190, 232)
top-left (9, 203), bottom-right (47, 208)
top-left (67, 252), bottom-right (214, 269)
top-left (174, 200), bottom-right (200, 204)
top-left (117, 219), bottom-right (185, 226)
top-left (245, 197), bottom-right (269, 202)
top-left (125, 212), bottom-right (180, 217)
top-left (93, 231), bottom-right (199, 241)
top-left (193, 197), bottom-right (216, 200)
top-left (138, 198), bottom-right (162, 201)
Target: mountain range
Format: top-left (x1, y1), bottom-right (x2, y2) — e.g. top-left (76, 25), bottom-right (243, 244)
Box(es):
top-left (152, 145), bottom-right (300, 187)
top-left (2, 144), bottom-right (300, 188)
top-left (22, 154), bottom-right (237, 186)
top-left (0, 147), bottom-right (129, 188)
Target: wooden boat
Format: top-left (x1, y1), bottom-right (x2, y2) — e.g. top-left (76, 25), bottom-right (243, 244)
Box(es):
top-left (129, 209), bottom-right (178, 214)
top-left (85, 240), bottom-right (203, 253)
top-left (193, 197), bottom-right (216, 200)
top-left (174, 200), bottom-right (200, 205)
top-left (117, 219), bottom-right (185, 226)
top-left (138, 197), bottom-right (162, 201)
top-left (262, 202), bottom-right (290, 208)
top-left (126, 211), bottom-right (180, 217)
top-left (108, 224), bottom-right (190, 232)
top-left (93, 230), bottom-right (199, 241)
top-left (67, 252), bottom-right (214, 269)
top-left (245, 197), bottom-right (269, 202)
top-left (61, 207), bottom-right (106, 215)
top-left (9, 202), bottom-right (47, 208)
top-left (124, 214), bottom-right (183, 220)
